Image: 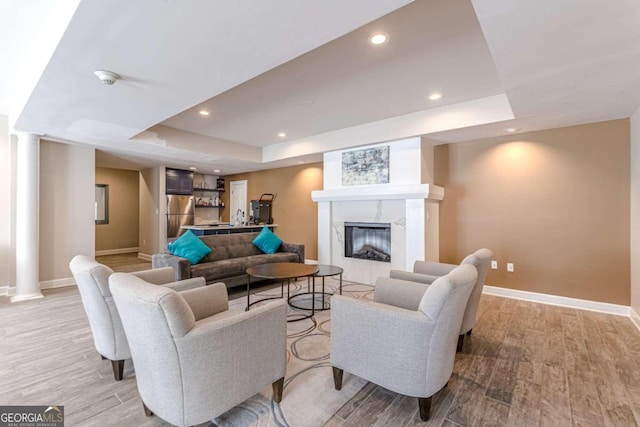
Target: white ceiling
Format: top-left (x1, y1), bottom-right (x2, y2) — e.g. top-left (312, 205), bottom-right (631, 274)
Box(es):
top-left (4, 0), bottom-right (640, 174)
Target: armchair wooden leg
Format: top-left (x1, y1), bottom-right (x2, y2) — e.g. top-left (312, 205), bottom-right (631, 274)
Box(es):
top-left (332, 367), bottom-right (344, 391)
top-left (142, 402), bottom-right (153, 417)
top-left (418, 397), bottom-right (432, 421)
top-left (272, 377), bottom-right (284, 403)
top-left (111, 359), bottom-right (125, 381)
top-left (457, 334), bottom-right (465, 352)
top-left (467, 329), bottom-right (473, 336)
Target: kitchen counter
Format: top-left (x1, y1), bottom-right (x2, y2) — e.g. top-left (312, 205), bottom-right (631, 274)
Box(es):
top-left (181, 224), bottom-right (277, 236)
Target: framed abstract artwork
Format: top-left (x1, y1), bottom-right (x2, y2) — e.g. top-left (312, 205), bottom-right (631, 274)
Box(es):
top-left (342, 146), bottom-right (390, 186)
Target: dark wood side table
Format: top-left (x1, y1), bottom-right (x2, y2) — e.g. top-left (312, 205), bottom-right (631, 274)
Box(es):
top-left (290, 264), bottom-right (344, 311)
top-left (246, 263), bottom-right (319, 322)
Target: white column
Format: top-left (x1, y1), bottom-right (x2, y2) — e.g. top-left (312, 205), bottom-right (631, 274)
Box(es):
top-left (317, 201), bottom-right (331, 264)
top-left (12, 132), bottom-right (43, 302)
top-left (405, 198), bottom-right (425, 271)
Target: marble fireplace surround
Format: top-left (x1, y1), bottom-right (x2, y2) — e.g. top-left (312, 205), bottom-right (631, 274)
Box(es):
top-left (312, 184), bottom-right (444, 285)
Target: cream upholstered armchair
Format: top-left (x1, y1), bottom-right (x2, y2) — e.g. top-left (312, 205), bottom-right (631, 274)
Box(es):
top-left (69, 255), bottom-right (205, 381)
top-left (381, 248), bottom-right (493, 351)
top-left (331, 265), bottom-right (477, 421)
top-left (109, 273), bottom-right (287, 427)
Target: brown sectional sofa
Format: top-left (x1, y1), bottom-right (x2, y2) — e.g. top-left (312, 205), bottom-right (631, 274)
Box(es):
top-left (152, 231), bottom-right (305, 288)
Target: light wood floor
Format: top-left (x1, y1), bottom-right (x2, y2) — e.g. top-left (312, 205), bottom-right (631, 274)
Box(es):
top-left (326, 296), bottom-right (640, 427)
top-left (1, 255), bottom-right (639, 426)
top-left (96, 252), bottom-right (151, 273)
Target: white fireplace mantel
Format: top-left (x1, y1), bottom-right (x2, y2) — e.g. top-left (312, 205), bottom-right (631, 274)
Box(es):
top-left (311, 184), bottom-right (444, 202)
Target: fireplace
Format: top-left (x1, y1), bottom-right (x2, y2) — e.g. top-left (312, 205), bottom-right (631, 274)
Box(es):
top-left (344, 222), bottom-right (391, 262)
top-left (312, 137), bottom-right (444, 284)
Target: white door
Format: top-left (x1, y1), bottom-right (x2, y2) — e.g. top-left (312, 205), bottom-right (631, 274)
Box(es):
top-left (230, 180), bottom-right (248, 225)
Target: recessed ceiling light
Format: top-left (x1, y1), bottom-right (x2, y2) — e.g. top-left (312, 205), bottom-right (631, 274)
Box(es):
top-left (428, 92), bottom-right (443, 101)
top-left (278, 132), bottom-right (287, 138)
top-left (504, 127), bottom-right (521, 133)
top-left (368, 32), bottom-right (389, 46)
top-left (297, 161), bottom-right (305, 164)
top-left (213, 169), bottom-right (221, 173)
top-left (198, 110), bottom-right (210, 116)
top-left (189, 167), bottom-right (197, 170)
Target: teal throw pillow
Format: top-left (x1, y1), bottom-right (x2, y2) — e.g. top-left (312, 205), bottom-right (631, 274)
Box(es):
top-left (168, 230), bottom-right (212, 265)
top-left (252, 226), bottom-right (283, 254)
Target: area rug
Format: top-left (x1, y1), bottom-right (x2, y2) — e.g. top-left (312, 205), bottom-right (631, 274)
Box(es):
top-left (213, 277), bottom-right (374, 427)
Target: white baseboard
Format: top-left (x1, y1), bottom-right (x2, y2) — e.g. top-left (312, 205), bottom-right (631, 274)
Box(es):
top-left (630, 307), bottom-right (640, 332)
top-left (138, 253), bottom-right (152, 261)
top-left (40, 277), bottom-right (76, 290)
top-left (483, 285), bottom-right (630, 316)
top-left (1, 278), bottom-right (76, 299)
top-left (305, 259), bottom-right (318, 265)
top-left (95, 247), bottom-right (139, 256)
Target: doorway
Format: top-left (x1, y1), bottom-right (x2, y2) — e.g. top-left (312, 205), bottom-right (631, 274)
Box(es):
top-left (230, 180), bottom-right (248, 225)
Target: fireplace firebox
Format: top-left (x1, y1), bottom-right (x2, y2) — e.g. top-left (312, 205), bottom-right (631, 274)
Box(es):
top-left (344, 222), bottom-right (391, 262)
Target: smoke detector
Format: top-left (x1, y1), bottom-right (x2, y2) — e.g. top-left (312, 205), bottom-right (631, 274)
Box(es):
top-left (94, 70), bottom-right (120, 85)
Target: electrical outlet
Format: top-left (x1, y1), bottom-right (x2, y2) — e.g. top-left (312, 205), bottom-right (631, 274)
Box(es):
top-left (491, 260), bottom-right (498, 270)
top-left (143, 239), bottom-right (146, 245)
top-left (507, 263), bottom-right (514, 273)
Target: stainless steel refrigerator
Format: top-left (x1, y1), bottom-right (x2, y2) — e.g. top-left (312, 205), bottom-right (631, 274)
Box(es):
top-left (166, 195), bottom-right (194, 238)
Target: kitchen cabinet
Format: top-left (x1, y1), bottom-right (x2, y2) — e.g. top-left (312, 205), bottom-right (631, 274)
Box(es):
top-left (182, 224), bottom-right (276, 236)
top-left (166, 168), bottom-right (193, 195)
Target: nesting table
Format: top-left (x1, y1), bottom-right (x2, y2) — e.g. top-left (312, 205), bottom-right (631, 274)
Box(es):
top-left (246, 263), bottom-right (319, 321)
top-left (246, 263), bottom-right (344, 321)
top-left (289, 264), bottom-right (344, 311)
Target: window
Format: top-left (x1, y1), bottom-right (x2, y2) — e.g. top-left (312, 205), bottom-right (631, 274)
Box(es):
top-left (95, 184), bottom-right (109, 224)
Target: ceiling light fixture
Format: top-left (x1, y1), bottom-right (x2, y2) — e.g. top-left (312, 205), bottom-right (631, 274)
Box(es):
top-left (94, 70), bottom-right (120, 85)
top-left (368, 32), bottom-right (389, 46)
top-left (297, 161), bottom-right (305, 164)
top-left (213, 169), bottom-right (221, 173)
top-left (199, 110), bottom-right (210, 116)
top-left (278, 132), bottom-right (287, 138)
top-left (428, 92), bottom-right (443, 101)
top-left (504, 127), bottom-right (521, 133)
top-left (189, 167), bottom-right (197, 170)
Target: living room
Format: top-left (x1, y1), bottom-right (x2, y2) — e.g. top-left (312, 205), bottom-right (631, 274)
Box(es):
top-left (2, 0), bottom-right (640, 426)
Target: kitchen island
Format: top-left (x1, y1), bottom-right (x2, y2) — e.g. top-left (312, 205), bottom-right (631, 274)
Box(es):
top-left (181, 224), bottom-right (277, 236)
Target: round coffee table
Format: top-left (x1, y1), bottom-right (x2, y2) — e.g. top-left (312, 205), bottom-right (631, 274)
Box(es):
top-left (289, 264), bottom-right (344, 311)
top-left (246, 263), bottom-right (319, 322)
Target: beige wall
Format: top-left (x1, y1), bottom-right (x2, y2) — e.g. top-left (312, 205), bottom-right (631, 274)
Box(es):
top-left (631, 109), bottom-right (640, 318)
top-left (0, 116), bottom-right (13, 289)
top-left (40, 140), bottom-right (95, 282)
top-left (435, 119), bottom-right (630, 305)
top-left (95, 167), bottom-right (140, 252)
top-left (222, 163), bottom-right (323, 260)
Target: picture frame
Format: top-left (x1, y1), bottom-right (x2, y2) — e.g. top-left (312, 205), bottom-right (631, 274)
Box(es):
top-left (342, 146), bottom-right (390, 186)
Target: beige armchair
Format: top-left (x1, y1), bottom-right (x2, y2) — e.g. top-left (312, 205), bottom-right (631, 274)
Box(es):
top-left (383, 248), bottom-right (493, 351)
top-left (331, 265), bottom-right (477, 421)
top-left (69, 255), bottom-right (205, 380)
top-left (109, 273), bottom-right (287, 427)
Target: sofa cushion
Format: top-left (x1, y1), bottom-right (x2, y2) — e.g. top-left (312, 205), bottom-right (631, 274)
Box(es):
top-left (246, 253), bottom-right (300, 268)
top-left (200, 233), bottom-right (263, 263)
top-left (190, 253), bottom-right (300, 283)
top-left (190, 258), bottom-right (249, 283)
top-left (252, 227), bottom-right (283, 254)
top-left (168, 230), bottom-right (212, 265)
